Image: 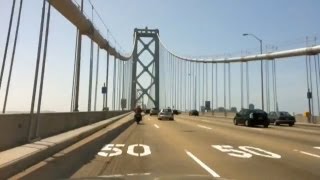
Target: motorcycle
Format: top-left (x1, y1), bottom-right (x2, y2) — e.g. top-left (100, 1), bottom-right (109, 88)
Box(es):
top-left (134, 113), bottom-right (142, 124)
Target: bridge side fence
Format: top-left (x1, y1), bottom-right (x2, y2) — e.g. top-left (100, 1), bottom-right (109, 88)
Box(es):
top-left (0, 110), bottom-right (129, 151)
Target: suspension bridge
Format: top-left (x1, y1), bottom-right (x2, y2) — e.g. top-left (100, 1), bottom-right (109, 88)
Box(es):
top-left (0, 0), bottom-right (320, 179)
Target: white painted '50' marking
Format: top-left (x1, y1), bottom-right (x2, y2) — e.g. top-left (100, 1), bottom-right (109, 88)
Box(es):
top-left (212, 145), bottom-right (281, 159)
top-left (127, 144), bottom-right (151, 157)
top-left (212, 145), bottom-right (252, 158)
top-left (98, 144), bottom-right (151, 157)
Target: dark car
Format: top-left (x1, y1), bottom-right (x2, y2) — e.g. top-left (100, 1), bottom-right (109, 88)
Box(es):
top-left (173, 109), bottom-right (181, 115)
top-left (150, 108), bottom-right (159, 116)
top-left (234, 109), bottom-right (269, 128)
top-left (268, 111), bottom-right (295, 126)
top-left (144, 109), bottom-right (150, 114)
top-left (189, 109), bottom-right (199, 116)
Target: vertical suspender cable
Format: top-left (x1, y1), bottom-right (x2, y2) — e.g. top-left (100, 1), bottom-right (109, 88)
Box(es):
top-left (308, 56), bottom-right (314, 122)
top-left (266, 61), bottom-right (270, 113)
top-left (71, 29), bottom-right (79, 111)
top-left (2, 0), bottom-right (23, 113)
top-left (94, 48), bottom-right (100, 111)
top-left (172, 55), bottom-right (174, 108)
top-left (118, 61), bottom-right (121, 110)
top-left (70, 4), bottom-right (80, 112)
top-left (74, 0), bottom-right (84, 111)
top-left (174, 57), bottom-right (176, 109)
top-left (198, 62), bottom-right (201, 110)
top-left (189, 61), bottom-right (191, 110)
top-left (241, 62), bottom-right (243, 109)
top-left (88, 5), bottom-right (94, 112)
top-left (206, 63), bottom-right (208, 104)
top-left (0, 0), bottom-right (16, 90)
top-left (246, 61), bottom-right (249, 108)
top-left (35, 3), bottom-right (51, 137)
top-left (265, 60), bottom-right (268, 112)
top-left (212, 63), bottom-right (214, 114)
top-left (117, 60), bottom-right (120, 110)
top-left (313, 55), bottom-right (320, 117)
top-left (274, 59), bottom-right (278, 112)
top-left (112, 57), bottom-right (116, 110)
top-left (224, 63), bottom-right (226, 116)
top-left (122, 61), bottom-right (125, 110)
top-left (215, 63), bottom-right (218, 114)
top-left (317, 55), bottom-right (320, 116)
top-left (29, 0), bottom-right (46, 140)
top-left (228, 63), bottom-right (231, 110)
top-left (105, 52), bottom-right (109, 110)
top-left (305, 37), bottom-right (311, 122)
top-left (272, 59), bottom-right (276, 112)
top-left (118, 60), bottom-right (122, 110)
top-left (193, 61), bottom-right (196, 110)
top-left (203, 63), bottom-right (205, 110)
top-left (186, 60), bottom-right (188, 110)
top-left (177, 59), bottom-right (180, 109)
top-left (184, 61), bottom-right (186, 110)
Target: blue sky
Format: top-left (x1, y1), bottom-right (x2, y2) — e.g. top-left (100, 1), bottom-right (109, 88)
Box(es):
top-left (0, 0), bottom-right (319, 114)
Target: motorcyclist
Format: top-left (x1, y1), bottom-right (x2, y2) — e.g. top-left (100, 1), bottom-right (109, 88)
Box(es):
top-left (134, 105), bottom-right (143, 114)
top-left (134, 105), bottom-right (143, 124)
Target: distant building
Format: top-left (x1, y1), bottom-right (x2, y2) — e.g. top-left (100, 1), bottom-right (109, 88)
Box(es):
top-left (249, 104), bottom-right (254, 110)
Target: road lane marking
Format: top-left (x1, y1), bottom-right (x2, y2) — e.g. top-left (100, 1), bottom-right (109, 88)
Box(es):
top-left (294, 149), bottom-right (320, 158)
top-left (154, 124), bottom-right (160, 128)
top-left (197, 124), bottom-right (212, 130)
top-left (314, 147), bottom-right (320, 150)
top-left (127, 144), bottom-right (151, 157)
top-left (185, 150), bottom-right (220, 178)
top-left (99, 174), bottom-right (123, 178)
top-left (127, 173), bottom-right (151, 176)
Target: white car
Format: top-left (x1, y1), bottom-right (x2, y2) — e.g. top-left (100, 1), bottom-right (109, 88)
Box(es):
top-left (158, 108), bottom-right (174, 120)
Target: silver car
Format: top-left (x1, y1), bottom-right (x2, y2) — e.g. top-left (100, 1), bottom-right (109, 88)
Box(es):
top-left (158, 108), bottom-right (174, 120)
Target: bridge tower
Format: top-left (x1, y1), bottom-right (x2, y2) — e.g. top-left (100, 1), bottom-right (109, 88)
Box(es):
top-left (131, 28), bottom-right (160, 110)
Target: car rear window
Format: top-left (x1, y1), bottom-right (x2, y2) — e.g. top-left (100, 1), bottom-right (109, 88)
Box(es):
top-left (253, 110), bottom-right (265, 113)
top-left (162, 109), bottom-right (172, 112)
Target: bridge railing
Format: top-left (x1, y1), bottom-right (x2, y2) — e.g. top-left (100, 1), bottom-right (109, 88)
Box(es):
top-left (0, 110), bottom-right (129, 151)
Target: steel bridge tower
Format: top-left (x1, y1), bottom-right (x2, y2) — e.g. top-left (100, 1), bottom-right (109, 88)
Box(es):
top-left (131, 28), bottom-right (160, 110)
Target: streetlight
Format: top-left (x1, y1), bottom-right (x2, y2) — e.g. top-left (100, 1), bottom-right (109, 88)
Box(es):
top-left (243, 33), bottom-right (264, 110)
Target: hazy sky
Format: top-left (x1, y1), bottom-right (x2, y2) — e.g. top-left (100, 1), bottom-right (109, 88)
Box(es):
top-left (0, 0), bottom-right (319, 113)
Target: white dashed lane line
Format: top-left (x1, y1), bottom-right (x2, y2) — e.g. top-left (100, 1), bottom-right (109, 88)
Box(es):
top-left (294, 149), bottom-right (320, 158)
top-left (197, 124), bottom-right (212, 130)
top-left (314, 147), bottom-right (320, 150)
top-left (154, 124), bottom-right (160, 128)
top-left (185, 150), bottom-right (220, 178)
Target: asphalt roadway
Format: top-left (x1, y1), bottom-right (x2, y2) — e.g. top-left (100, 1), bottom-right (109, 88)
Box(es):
top-left (60, 114), bottom-right (320, 180)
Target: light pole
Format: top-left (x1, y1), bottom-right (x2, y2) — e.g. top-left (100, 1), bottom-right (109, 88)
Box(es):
top-left (243, 33), bottom-right (264, 110)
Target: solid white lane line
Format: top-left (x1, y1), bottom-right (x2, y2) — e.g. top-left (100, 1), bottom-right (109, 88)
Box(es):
top-left (314, 147), bottom-right (320, 150)
top-left (127, 173), bottom-right (151, 176)
top-left (154, 124), bottom-right (160, 128)
top-left (298, 150), bottom-right (320, 158)
top-left (185, 150), bottom-right (220, 178)
top-left (99, 174), bottom-right (123, 178)
top-left (197, 124), bottom-right (212, 130)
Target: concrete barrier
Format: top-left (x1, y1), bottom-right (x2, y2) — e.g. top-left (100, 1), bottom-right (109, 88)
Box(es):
top-left (0, 111), bottom-right (129, 151)
top-left (0, 112), bottom-right (133, 179)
